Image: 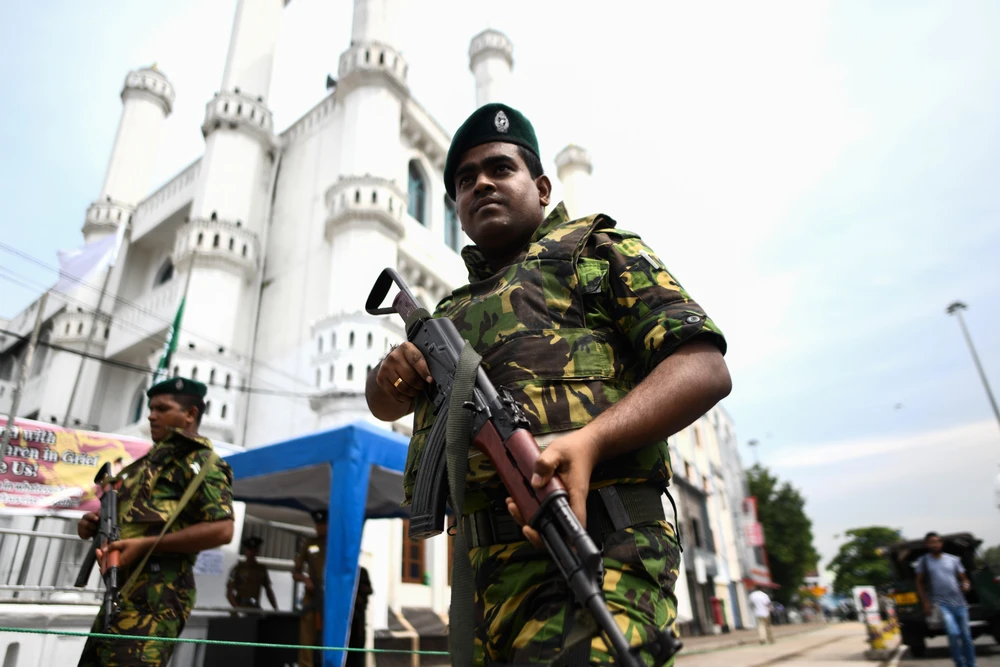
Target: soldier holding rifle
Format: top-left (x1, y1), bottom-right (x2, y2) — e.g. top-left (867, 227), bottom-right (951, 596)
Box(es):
top-left (76, 377), bottom-right (234, 666)
top-left (367, 104), bottom-right (731, 665)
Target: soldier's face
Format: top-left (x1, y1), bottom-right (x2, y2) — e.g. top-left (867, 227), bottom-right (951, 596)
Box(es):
top-left (147, 395), bottom-right (197, 441)
top-left (453, 142), bottom-right (551, 264)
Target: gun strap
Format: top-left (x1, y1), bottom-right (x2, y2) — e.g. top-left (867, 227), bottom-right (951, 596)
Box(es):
top-left (118, 451), bottom-right (220, 602)
top-left (446, 342), bottom-right (482, 667)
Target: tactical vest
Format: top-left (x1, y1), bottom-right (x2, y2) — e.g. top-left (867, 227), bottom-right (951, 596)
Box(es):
top-left (404, 211), bottom-right (672, 511)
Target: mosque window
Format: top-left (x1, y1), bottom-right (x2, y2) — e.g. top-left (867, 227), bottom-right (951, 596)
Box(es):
top-left (213, 234), bottom-right (220, 248)
top-left (197, 233), bottom-right (204, 246)
top-left (315, 369), bottom-right (321, 387)
top-left (209, 369), bottom-right (216, 385)
top-left (379, 52), bottom-right (385, 65)
top-left (444, 197), bottom-right (460, 251)
top-left (173, 366), bottom-right (179, 377)
top-left (366, 332), bottom-right (373, 349)
top-left (154, 259), bottom-right (174, 286)
top-left (408, 161), bottom-right (427, 226)
top-left (205, 400), bottom-right (211, 416)
top-left (242, 244), bottom-right (248, 257)
top-left (347, 364), bottom-right (354, 381)
top-left (228, 238), bottom-right (234, 250)
top-left (329, 365), bottom-right (334, 381)
top-left (372, 191), bottom-right (377, 204)
top-left (331, 333), bottom-right (337, 349)
top-left (191, 366), bottom-right (198, 380)
top-left (130, 385), bottom-right (146, 424)
top-left (64, 323), bottom-right (70, 335)
top-left (221, 404), bottom-right (227, 419)
top-left (355, 190), bottom-right (361, 203)
top-left (349, 331), bottom-right (355, 348)
top-left (225, 374), bottom-right (231, 389)
top-left (318, 337), bottom-right (323, 353)
top-left (77, 322), bottom-right (84, 334)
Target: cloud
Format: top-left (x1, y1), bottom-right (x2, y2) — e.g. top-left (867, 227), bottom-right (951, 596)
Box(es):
top-left (768, 419), bottom-right (997, 469)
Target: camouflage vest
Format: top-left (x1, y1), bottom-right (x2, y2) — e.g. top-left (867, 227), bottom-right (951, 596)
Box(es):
top-left (404, 204), bottom-right (672, 512)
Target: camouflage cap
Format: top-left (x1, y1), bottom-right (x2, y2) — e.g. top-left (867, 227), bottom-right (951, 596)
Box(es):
top-left (147, 377), bottom-right (207, 400)
top-left (444, 103), bottom-right (540, 199)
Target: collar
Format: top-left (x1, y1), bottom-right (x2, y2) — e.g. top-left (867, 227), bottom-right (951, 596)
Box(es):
top-left (459, 202), bottom-right (571, 282)
top-left (158, 427), bottom-right (214, 451)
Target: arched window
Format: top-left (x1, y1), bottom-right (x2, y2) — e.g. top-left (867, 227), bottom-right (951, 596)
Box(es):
top-left (331, 333), bottom-right (337, 349)
top-left (444, 196), bottom-right (460, 251)
top-left (173, 366), bottom-right (179, 377)
top-left (221, 404), bottom-right (227, 419)
top-left (225, 374), bottom-right (231, 389)
top-left (209, 369), bottom-right (216, 385)
top-left (318, 337), bottom-right (323, 353)
top-left (154, 259), bottom-right (174, 287)
top-left (329, 364), bottom-right (334, 381)
top-left (130, 385), bottom-right (146, 424)
top-left (347, 364), bottom-right (354, 381)
top-left (366, 332), bottom-right (373, 349)
top-left (349, 331), bottom-right (355, 348)
top-left (205, 400), bottom-right (211, 416)
top-left (213, 234), bottom-right (220, 248)
top-left (408, 160), bottom-right (427, 226)
top-left (191, 366), bottom-right (198, 380)
top-left (77, 322), bottom-right (84, 334)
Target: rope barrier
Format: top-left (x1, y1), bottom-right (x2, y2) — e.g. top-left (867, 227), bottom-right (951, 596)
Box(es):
top-left (0, 626), bottom-right (451, 655)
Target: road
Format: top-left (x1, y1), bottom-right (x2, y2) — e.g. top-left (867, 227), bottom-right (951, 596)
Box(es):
top-left (900, 634), bottom-right (1000, 666)
top-left (677, 622), bottom-right (875, 667)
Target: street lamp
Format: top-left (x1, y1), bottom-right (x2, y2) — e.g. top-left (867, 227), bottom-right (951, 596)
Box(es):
top-left (946, 301), bottom-right (1000, 436)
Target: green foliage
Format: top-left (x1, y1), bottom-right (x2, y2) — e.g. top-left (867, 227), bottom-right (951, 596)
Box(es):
top-left (828, 526), bottom-right (902, 595)
top-left (747, 465), bottom-right (819, 605)
top-left (982, 545), bottom-right (1000, 573)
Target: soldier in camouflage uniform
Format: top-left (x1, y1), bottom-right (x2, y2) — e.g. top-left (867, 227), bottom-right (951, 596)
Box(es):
top-left (227, 536), bottom-right (279, 610)
top-left (367, 103), bottom-right (732, 665)
top-left (76, 377), bottom-right (235, 667)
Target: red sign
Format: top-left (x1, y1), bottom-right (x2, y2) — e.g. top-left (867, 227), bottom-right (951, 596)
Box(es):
top-left (0, 418), bottom-right (151, 515)
top-left (745, 521), bottom-right (765, 547)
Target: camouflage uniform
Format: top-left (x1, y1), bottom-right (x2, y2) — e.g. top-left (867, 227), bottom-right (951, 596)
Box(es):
top-left (77, 429), bottom-right (234, 667)
top-left (294, 536), bottom-right (326, 667)
top-left (227, 559), bottom-right (272, 608)
top-left (405, 203), bottom-right (726, 665)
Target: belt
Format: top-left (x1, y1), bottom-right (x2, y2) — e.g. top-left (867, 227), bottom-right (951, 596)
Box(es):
top-left (462, 483), bottom-right (666, 549)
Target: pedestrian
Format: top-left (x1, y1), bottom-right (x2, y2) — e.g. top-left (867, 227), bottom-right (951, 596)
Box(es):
top-left (293, 509), bottom-right (328, 667)
top-left (749, 585), bottom-right (775, 644)
top-left (227, 536), bottom-right (279, 610)
top-left (367, 103), bottom-right (732, 664)
top-left (916, 532), bottom-right (976, 667)
top-left (76, 377), bottom-right (235, 666)
top-left (346, 566), bottom-right (373, 667)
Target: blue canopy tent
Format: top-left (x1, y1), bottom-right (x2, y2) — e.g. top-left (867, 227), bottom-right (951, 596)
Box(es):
top-left (225, 420), bottom-right (411, 667)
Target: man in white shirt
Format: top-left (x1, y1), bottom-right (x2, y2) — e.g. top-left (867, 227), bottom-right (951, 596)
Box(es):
top-left (749, 585), bottom-right (775, 644)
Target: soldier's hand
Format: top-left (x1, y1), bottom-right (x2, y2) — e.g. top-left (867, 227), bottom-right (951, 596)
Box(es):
top-left (304, 578), bottom-right (315, 593)
top-left (506, 429), bottom-right (601, 548)
top-left (375, 342), bottom-right (433, 403)
top-left (98, 537), bottom-right (153, 568)
top-left (78, 512), bottom-right (99, 540)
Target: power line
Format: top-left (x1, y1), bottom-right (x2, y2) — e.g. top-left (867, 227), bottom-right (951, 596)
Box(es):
top-left (0, 328), bottom-right (320, 399)
top-left (0, 242), bottom-right (312, 389)
top-left (0, 269), bottom-right (305, 390)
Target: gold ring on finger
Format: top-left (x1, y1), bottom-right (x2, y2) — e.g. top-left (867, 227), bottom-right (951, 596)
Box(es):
top-left (393, 378), bottom-right (404, 388)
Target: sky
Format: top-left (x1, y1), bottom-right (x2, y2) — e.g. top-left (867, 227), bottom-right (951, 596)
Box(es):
top-left (1, 0), bottom-right (998, 569)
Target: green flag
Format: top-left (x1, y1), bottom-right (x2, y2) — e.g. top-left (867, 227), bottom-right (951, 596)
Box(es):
top-left (152, 296), bottom-right (185, 384)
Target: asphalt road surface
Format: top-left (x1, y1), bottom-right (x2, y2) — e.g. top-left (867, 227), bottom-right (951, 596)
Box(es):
top-left (900, 635), bottom-right (1000, 666)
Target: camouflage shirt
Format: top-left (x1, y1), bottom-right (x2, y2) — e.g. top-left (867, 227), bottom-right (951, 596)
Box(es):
top-left (116, 428), bottom-right (234, 567)
top-left (404, 202), bottom-right (726, 511)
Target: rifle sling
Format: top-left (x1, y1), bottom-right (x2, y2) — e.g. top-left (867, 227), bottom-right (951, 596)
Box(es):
top-left (118, 451), bottom-right (220, 602)
top-left (446, 342), bottom-right (482, 667)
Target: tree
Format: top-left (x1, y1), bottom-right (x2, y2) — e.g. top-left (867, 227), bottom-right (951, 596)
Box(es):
top-left (828, 526), bottom-right (902, 595)
top-left (747, 465), bottom-right (819, 605)
top-left (983, 545), bottom-right (1000, 573)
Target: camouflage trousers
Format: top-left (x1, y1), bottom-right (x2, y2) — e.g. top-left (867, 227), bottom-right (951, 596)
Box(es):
top-left (470, 520), bottom-right (681, 666)
top-left (77, 564), bottom-right (196, 667)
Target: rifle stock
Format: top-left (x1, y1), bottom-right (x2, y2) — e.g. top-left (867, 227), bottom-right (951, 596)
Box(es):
top-left (367, 268), bottom-right (682, 667)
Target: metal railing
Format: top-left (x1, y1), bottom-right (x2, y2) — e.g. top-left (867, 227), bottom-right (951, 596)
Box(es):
top-left (0, 518), bottom-right (101, 603)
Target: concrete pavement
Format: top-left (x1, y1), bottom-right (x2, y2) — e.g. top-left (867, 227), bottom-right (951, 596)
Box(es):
top-left (677, 621), bottom-right (878, 666)
top-left (898, 634), bottom-right (1000, 666)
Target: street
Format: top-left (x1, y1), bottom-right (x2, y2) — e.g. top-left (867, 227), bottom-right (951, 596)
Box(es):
top-left (900, 635), bottom-right (1000, 666)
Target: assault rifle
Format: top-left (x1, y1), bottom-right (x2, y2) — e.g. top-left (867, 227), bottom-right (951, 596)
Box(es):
top-left (74, 462), bottom-right (122, 631)
top-left (366, 268), bottom-right (681, 667)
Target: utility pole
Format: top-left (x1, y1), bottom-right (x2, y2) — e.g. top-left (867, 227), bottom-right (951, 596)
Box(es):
top-left (946, 301), bottom-right (1000, 436)
top-left (2, 292), bottom-right (50, 457)
top-left (748, 439), bottom-right (760, 467)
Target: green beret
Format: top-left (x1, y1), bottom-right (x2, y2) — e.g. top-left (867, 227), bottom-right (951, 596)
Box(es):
top-left (444, 103), bottom-right (540, 199)
top-left (147, 377), bottom-right (207, 400)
